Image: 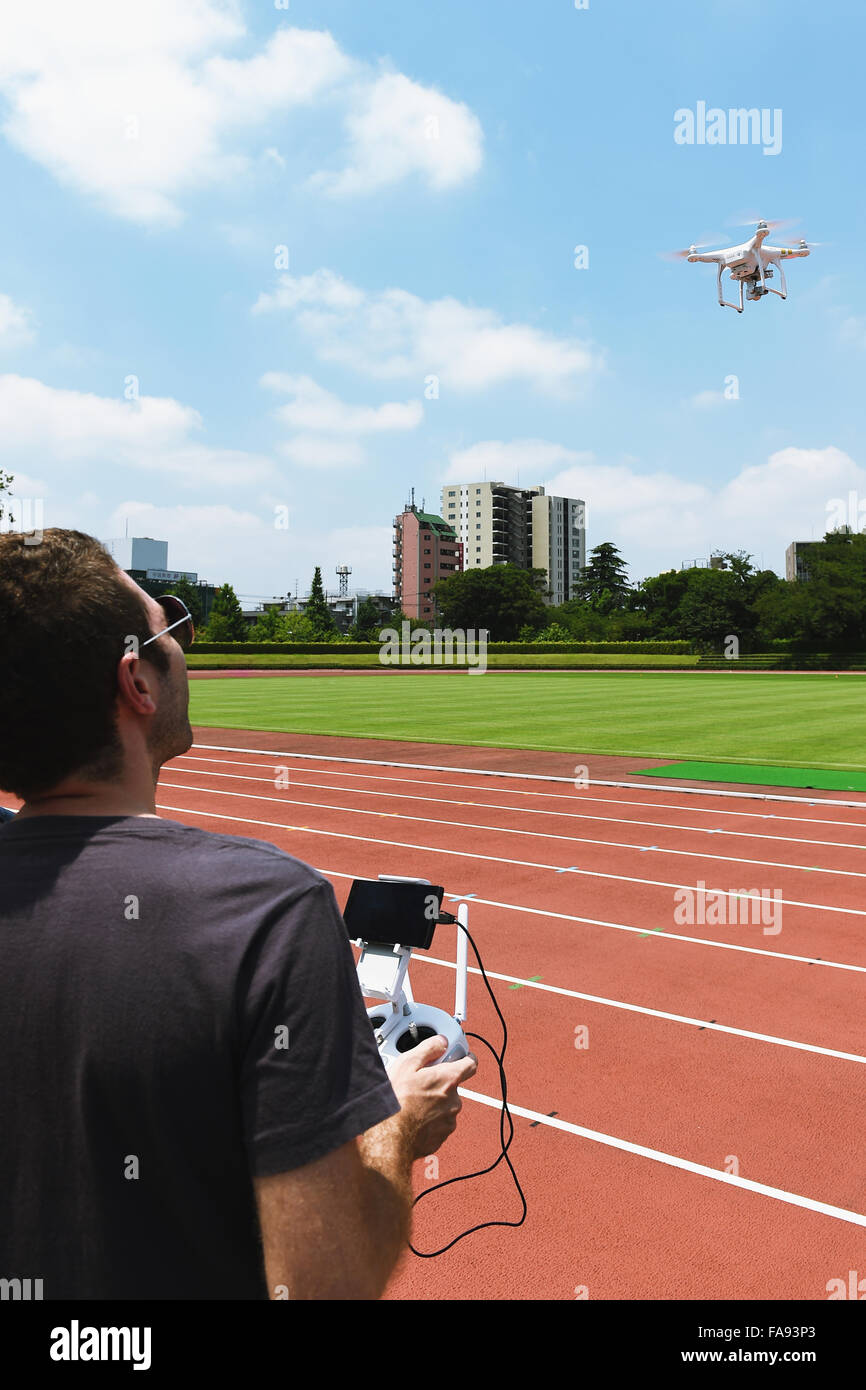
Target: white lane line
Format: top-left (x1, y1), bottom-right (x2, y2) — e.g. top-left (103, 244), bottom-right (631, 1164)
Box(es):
top-left (154, 802), bottom-right (866, 953)
top-left (179, 753), bottom-right (866, 829)
top-left (458, 1089), bottom-right (866, 1230)
top-left (158, 780), bottom-right (866, 887)
top-left (192, 743), bottom-right (866, 809)
top-left (417, 955), bottom-right (866, 1064)
top-left (310, 866), bottom-right (866, 973)
top-left (166, 762), bottom-right (866, 853)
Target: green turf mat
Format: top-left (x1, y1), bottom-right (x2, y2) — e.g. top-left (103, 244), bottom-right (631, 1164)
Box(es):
top-left (635, 761), bottom-right (866, 792)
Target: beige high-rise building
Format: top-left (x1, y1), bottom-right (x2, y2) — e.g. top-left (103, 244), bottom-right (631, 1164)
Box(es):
top-left (440, 482), bottom-right (585, 603)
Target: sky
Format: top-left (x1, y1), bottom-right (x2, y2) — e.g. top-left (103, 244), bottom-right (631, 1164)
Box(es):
top-left (1, 0), bottom-right (865, 603)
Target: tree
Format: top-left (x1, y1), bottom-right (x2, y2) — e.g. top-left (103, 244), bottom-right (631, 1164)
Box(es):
top-left (795, 530), bottom-right (866, 647)
top-left (753, 580), bottom-right (810, 647)
top-left (281, 610), bottom-right (318, 642)
top-left (533, 622), bottom-right (572, 642)
top-left (305, 567), bottom-right (338, 638)
top-left (432, 565), bottom-right (548, 640)
top-left (202, 583), bottom-right (248, 641)
top-left (247, 606), bottom-right (291, 641)
top-left (349, 597), bottom-right (386, 641)
top-left (0, 470), bottom-right (12, 525)
top-left (391, 607), bottom-right (433, 632)
top-left (574, 543), bottom-right (631, 612)
top-left (675, 569), bottom-right (753, 650)
top-left (550, 597), bottom-right (612, 640)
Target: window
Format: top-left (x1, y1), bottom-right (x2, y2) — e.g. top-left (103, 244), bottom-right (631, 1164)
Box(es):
top-left (447, 489), bottom-right (455, 496)
top-left (424, 548), bottom-right (431, 554)
top-left (423, 562), bottom-right (431, 568)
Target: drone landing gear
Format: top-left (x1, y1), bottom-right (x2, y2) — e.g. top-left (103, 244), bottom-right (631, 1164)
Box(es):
top-left (717, 263), bottom-right (744, 313)
top-left (763, 262), bottom-right (788, 299)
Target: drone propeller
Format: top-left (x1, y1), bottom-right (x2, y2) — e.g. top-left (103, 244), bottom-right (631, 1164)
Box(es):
top-left (726, 214), bottom-right (799, 233)
top-left (659, 239), bottom-right (721, 262)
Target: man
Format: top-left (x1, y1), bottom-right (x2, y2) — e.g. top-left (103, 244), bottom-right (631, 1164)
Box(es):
top-left (0, 528), bottom-right (476, 1299)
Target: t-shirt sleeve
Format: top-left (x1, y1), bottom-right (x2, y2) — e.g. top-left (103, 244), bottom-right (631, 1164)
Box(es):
top-left (238, 875), bottom-right (401, 1176)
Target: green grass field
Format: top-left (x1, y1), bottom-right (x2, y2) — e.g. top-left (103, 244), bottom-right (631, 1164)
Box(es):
top-left (187, 671), bottom-right (866, 771)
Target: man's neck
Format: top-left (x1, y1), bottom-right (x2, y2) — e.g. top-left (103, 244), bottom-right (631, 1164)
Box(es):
top-left (16, 786), bottom-right (159, 820)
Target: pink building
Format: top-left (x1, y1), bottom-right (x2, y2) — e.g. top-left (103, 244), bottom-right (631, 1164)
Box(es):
top-left (393, 501), bottom-right (463, 621)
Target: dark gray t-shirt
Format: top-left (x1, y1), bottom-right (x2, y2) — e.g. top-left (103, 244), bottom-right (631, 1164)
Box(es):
top-left (0, 814), bottom-right (399, 1299)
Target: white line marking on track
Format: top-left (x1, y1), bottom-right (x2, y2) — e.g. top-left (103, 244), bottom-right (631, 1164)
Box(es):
top-left (192, 743), bottom-right (866, 809)
top-left (458, 1089), bottom-right (866, 1229)
top-left (154, 804), bottom-right (866, 969)
top-left (162, 772), bottom-right (866, 867)
top-left (156, 791), bottom-right (866, 918)
top-left (179, 752), bottom-right (866, 828)
top-left (419, 956), bottom-right (866, 1063)
top-left (168, 760), bottom-right (866, 851)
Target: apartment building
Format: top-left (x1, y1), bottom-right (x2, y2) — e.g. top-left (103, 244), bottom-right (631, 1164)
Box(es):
top-left (393, 500), bottom-right (463, 621)
top-left (440, 482), bottom-right (585, 604)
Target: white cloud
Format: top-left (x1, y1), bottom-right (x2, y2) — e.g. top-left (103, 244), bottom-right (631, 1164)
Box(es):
top-left (312, 72), bottom-right (483, 197)
top-left (444, 439), bottom-right (866, 579)
top-left (0, 8), bottom-right (481, 223)
top-left (262, 373), bottom-right (423, 434)
top-left (277, 435), bottom-right (366, 469)
top-left (104, 503), bottom-right (393, 597)
top-left (105, 500), bottom-right (290, 588)
top-left (254, 269), bottom-right (600, 394)
top-left (0, 293), bottom-right (36, 348)
top-left (0, 468), bottom-right (48, 496)
top-left (444, 439), bottom-right (591, 484)
top-left (688, 389), bottom-right (727, 409)
top-left (0, 374), bottom-right (277, 486)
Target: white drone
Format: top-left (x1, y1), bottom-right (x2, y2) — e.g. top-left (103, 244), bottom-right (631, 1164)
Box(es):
top-left (664, 219), bottom-right (819, 312)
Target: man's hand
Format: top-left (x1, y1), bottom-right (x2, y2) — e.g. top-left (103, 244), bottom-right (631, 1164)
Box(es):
top-left (385, 1035), bottom-right (478, 1159)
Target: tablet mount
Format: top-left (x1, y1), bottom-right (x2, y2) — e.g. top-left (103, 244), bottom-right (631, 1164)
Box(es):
top-left (351, 875), bottom-right (469, 1068)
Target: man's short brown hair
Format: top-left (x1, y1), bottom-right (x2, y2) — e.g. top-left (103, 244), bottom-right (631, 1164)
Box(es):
top-left (0, 529), bottom-right (171, 800)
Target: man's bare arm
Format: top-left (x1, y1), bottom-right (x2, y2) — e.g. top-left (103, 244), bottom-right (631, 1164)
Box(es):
top-left (254, 1116), bottom-right (415, 1301)
top-left (254, 1037), bottom-right (478, 1300)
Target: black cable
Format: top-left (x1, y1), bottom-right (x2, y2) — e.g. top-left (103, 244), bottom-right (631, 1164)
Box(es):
top-left (408, 918), bottom-right (527, 1257)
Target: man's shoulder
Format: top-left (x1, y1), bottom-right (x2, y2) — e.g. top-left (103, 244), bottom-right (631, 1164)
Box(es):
top-left (154, 818), bottom-right (328, 896)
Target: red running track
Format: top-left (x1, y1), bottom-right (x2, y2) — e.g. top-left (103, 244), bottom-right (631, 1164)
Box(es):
top-left (11, 729), bottom-right (866, 1299)
top-left (150, 731), bottom-right (866, 1300)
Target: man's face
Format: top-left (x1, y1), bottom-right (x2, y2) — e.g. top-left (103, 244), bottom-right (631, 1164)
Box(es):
top-left (119, 570), bottom-right (193, 772)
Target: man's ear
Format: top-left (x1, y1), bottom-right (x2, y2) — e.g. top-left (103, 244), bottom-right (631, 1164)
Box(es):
top-left (116, 652), bottom-right (159, 716)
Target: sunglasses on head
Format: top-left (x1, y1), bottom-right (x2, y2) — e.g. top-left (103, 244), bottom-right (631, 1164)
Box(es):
top-left (140, 594), bottom-right (195, 653)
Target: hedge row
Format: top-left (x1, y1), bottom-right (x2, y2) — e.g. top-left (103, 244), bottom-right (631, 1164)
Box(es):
top-left (186, 652), bottom-right (705, 670)
top-left (191, 639), bottom-right (695, 655)
top-left (698, 652), bottom-right (866, 670)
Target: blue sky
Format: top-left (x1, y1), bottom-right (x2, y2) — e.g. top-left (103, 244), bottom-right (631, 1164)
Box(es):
top-left (1, 0), bottom-right (865, 601)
